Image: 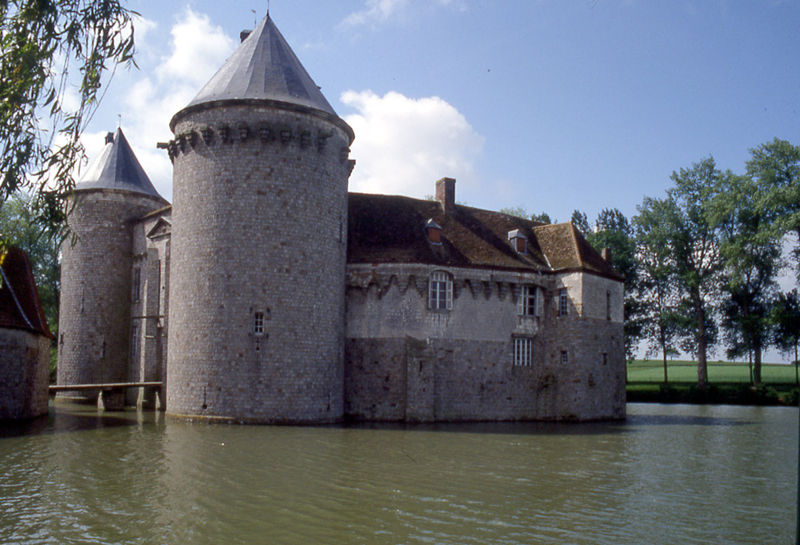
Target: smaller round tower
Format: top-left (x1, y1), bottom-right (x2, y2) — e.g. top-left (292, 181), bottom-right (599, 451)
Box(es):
top-left (57, 129), bottom-right (168, 400)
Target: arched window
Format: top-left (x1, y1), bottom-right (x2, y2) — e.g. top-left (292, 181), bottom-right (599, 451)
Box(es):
top-left (428, 271), bottom-right (453, 310)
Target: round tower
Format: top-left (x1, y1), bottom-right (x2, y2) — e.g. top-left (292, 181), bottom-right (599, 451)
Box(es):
top-left (57, 129), bottom-right (167, 400)
top-left (165, 15), bottom-right (355, 422)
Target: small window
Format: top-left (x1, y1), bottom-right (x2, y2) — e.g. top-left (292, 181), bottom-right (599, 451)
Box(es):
top-left (254, 311), bottom-right (265, 335)
top-left (558, 288), bottom-right (568, 316)
top-left (130, 324), bottom-right (139, 362)
top-left (560, 350), bottom-right (568, 364)
top-left (602, 352), bottom-right (608, 365)
top-left (518, 285), bottom-right (537, 316)
top-left (133, 267), bottom-right (141, 302)
top-left (428, 271), bottom-right (453, 310)
top-left (514, 337), bottom-right (533, 367)
top-left (606, 291), bottom-right (611, 320)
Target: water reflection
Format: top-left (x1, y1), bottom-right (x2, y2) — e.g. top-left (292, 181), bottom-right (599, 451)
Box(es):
top-left (0, 403), bottom-right (795, 545)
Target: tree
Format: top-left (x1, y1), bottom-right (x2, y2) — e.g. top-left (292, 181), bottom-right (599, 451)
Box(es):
top-left (709, 173), bottom-right (781, 385)
top-left (746, 138), bottom-right (800, 277)
top-left (585, 208), bottom-right (644, 361)
top-left (661, 157), bottom-right (725, 389)
top-left (0, 0), bottom-right (137, 236)
top-left (498, 206), bottom-right (529, 219)
top-left (530, 212), bottom-right (552, 225)
top-left (0, 193), bottom-right (61, 334)
top-left (635, 197), bottom-right (681, 383)
top-left (570, 209), bottom-right (590, 235)
top-left (772, 290), bottom-right (800, 385)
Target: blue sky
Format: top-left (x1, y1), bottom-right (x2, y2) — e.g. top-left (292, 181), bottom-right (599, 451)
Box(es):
top-left (79, 0), bottom-right (799, 359)
top-left (84, 0), bottom-right (800, 224)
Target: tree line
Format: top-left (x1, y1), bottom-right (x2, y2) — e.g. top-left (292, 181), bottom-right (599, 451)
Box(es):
top-left (524, 138), bottom-right (800, 389)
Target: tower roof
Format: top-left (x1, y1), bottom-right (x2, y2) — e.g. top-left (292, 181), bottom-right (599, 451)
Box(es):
top-left (76, 128), bottom-right (163, 199)
top-left (179, 14), bottom-right (337, 119)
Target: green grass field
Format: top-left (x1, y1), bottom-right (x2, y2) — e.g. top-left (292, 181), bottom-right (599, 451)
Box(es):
top-left (627, 359), bottom-right (799, 384)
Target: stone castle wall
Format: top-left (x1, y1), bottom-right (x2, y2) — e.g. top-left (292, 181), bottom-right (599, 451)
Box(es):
top-left (344, 264), bottom-right (625, 421)
top-left (0, 329), bottom-right (50, 419)
top-left (127, 210), bottom-right (171, 407)
top-left (166, 103), bottom-right (353, 422)
top-left (57, 189), bottom-right (166, 399)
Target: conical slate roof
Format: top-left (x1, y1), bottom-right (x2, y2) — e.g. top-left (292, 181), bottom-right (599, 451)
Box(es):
top-left (0, 247), bottom-right (51, 337)
top-left (181, 14), bottom-right (337, 118)
top-left (76, 128), bottom-right (163, 199)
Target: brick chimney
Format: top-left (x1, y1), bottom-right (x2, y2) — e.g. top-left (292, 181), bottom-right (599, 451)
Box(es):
top-left (435, 177), bottom-right (456, 214)
top-left (601, 247), bottom-right (611, 262)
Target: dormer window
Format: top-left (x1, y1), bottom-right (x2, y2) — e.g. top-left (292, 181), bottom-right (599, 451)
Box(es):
top-left (425, 218), bottom-right (443, 245)
top-left (507, 229), bottom-right (527, 254)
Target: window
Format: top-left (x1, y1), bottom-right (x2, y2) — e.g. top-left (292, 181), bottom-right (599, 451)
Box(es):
top-left (130, 324), bottom-right (139, 362)
top-left (514, 337), bottom-right (533, 367)
top-left (254, 311), bottom-right (265, 336)
top-left (558, 288), bottom-right (568, 316)
top-left (133, 267), bottom-right (141, 302)
top-left (602, 352), bottom-right (608, 366)
top-left (518, 285), bottom-right (537, 316)
top-left (560, 350), bottom-right (568, 364)
top-left (606, 291), bottom-right (611, 320)
top-left (428, 271), bottom-right (453, 310)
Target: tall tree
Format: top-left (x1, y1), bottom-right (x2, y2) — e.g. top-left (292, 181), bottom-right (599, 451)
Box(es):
top-left (661, 158), bottom-right (724, 389)
top-left (635, 197), bottom-right (681, 383)
top-left (746, 138), bottom-right (800, 277)
top-left (709, 173), bottom-right (781, 385)
top-left (585, 208), bottom-right (644, 361)
top-left (772, 290), bottom-right (800, 385)
top-left (0, 0), bottom-right (137, 236)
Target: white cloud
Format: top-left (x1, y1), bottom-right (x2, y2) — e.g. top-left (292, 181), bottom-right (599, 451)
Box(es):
top-left (78, 8), bottom-right (236, 200)
top-left (341, 90), bottom-right (484, 198)
top-left (341, 0), bottom-right (408, 27)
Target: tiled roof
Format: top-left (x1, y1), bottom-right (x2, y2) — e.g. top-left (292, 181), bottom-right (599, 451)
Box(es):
top-left (347, 193), bottom-right (623, 279)
top-left (76, 128), bottom-right (164, 200)
top-left (180, 15), bottom-right (337, 118)
top-left (0, 247), bottom-right (52, 337)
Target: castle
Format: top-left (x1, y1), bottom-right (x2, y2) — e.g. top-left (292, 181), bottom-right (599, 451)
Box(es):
top-left (57, 15), bottom-right (626, 423)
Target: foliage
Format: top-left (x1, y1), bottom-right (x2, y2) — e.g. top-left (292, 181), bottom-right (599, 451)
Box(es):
top-left (530, 211), bottom-right (552, 224)
top-left (0, 0), bottom-right (137, 237)
top-left (0, 193), bottom-right (61, 334)
top-left (584, 208), bottom-right (644, 361)
top-left (745, 138), bottom-right (800, 277)
top-left (771, 290), bottom-right (800, 384)
top-left (709, 173), bottom-right (782, 384)
top-left (647, 157), bottom-right (725, 388)
top-left (570, 209), bottom-right (589, 235)
top-left (498, 206), bottom-right (528, 219)
top-left (634, 197), bottom-right (681, 381)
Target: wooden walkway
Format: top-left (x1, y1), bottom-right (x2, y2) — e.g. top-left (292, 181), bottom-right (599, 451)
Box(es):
top-left (49, 382), bottom-right (162, 392)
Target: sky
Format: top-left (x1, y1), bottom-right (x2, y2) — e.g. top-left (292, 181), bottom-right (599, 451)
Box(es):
top-left (76, 0), bottom-right (800, 360)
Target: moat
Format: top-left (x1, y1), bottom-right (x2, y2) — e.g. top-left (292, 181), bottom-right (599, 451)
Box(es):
top-left (0, 403), bottom-right (795, 544)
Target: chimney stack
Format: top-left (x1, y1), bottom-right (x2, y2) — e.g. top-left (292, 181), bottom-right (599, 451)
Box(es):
top-left (435, 177), bottom-right (456, 214)
top-left (601, 247), bottom-right (611, 262)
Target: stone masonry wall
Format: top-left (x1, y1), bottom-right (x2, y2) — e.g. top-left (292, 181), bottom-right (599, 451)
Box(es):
top-left (0, 329), bottom-right (50, 419)
top-left (345, 263), bottom-right (625, 421)
top-left (167, 103), bottom-right (353, 423)
top-left (128, 210), bottom-right (171, 407)
top-left (57, 189), bottom-right (167, 400)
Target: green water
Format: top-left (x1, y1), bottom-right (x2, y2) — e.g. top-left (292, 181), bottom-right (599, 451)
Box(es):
top-left (0, 403), bottom-right (796, 544)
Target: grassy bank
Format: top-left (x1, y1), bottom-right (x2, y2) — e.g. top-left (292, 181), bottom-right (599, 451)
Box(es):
top-left (626, 360), bottom-right (799, 406)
